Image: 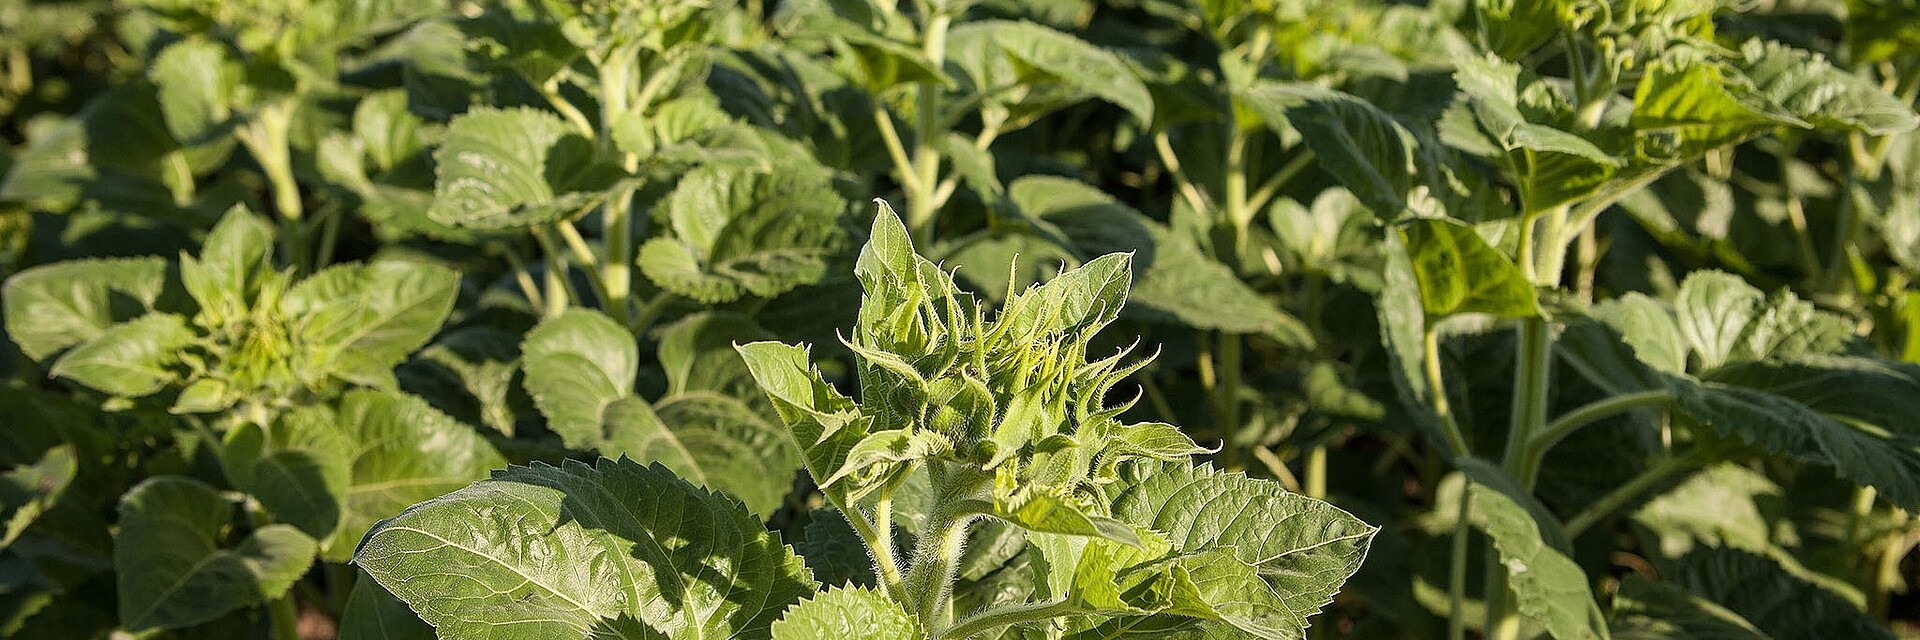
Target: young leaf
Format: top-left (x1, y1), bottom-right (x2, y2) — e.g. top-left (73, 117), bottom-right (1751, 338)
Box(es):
top-left (281, 260), bottom-right (461, 387)
top-left (1400, 218), bottom-right (1539, 319)
top-left (49, 313), bottom-right (197, 398)
top-left (2, 257), bottom-right (173, 362)
top-left (770, 587), bottom-right (921, 640)
top-left (354, 458), bottom-right (818, 639)
top-left (0, 445), bottom-right (75, 550)
top-left (1734, 40), bottom-right (1920, 136)
top-left (181, 206), bottom-right (274, 325)
top-left (321, 390), bottom-right (507, 560)
top-left (735, 341), bottom-right (870, 490)
top-left (116, 477), bottom-right (317, 632)
top-left (1673, 271), bottom-right (1767, 371)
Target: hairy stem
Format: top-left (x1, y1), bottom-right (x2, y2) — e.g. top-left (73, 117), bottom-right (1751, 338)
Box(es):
top-left (937, 599), bottom-right (1080, 640)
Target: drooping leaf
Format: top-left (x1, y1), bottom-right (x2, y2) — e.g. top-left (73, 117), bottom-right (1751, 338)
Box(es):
top-left (1465, 466), bottom-right (1608, 640)
top-left (1007, 176), bottom-right (1313, 346)
top-left (1610, 577), bottom-right (1771, 640)
top-left (770, 587), bottom-right (920, 640)
top-left (1631, 56), bottom-right (1804, 157)
top-left (49, 313), bottom-right (197, 398)
top-left (953, 21), bottom-right (1155, 125)
top-left (1239, 82), bottom-right (1424, 218)
top-left (2, 257), bottom-right (173, 363)
top-left (355, 458), bottom-right (818, 639)
top-left (1400, 218), bottom-right (1539, 319)
top-left (115, 477), bottom-right (316, 632)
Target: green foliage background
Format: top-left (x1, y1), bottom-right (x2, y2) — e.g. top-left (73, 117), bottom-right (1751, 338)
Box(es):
top-left (1, 0), bottom-right (1919, 638)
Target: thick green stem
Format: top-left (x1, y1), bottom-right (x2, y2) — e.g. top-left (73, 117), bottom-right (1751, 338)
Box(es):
top-left (236, 100), bottom-right (307, 271)
top-left (1487, 316), bottom-right (1553, 640)
top-left (937, 599), bottom-right (1080, 640)
top-left (531, 228), bottom-right (573, 317)
top-left (1223, 131), bottom-right (1251, 260)
top-left (907, 464), bottom-right (989, 632)
top-left (1563, 452), bottom-right (1703, 537)
top-left (1213, 332), bottom-right (1244, 470)
top-left (905, 12), bottom-right (953, 245)
top-left (602, 186), bottom-right (636, 324)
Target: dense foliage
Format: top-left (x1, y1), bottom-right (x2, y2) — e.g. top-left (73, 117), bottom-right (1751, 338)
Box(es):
top-left (1, 0), bottom-right (1918, 639)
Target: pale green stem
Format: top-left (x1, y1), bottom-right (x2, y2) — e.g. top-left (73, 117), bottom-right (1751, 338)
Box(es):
top-left (906, 12), bottom-right (953, 244)
top-left (1423, 327), bottom-right (1470, 458)
top-left (502, 245), bottom-right (545, 311)
top-left (531, 228), bottom-right (573, 317)
top-left (539, 77), bottom-right (595, 138)
top-left (601, 186), bottom-right (636, 324)
top-left (1448, 484), bottom-right (1473, 640)
top-left (1244, 149), bottom-right (1315, 216)
top-left (827, 489), bottom-right (908, 603)
top-left (1526, 390), bottom-right (1674, 463)
top-left (1154, 130), bottom-right (1211, 215)
top-left (1304, 445), bottom-right (1327, 499)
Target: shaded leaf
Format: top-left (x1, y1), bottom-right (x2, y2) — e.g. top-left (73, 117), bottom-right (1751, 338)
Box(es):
top-left (770, 587), bottom-right (920, 640)
top-left (116, 477), bottom-right (316, 632)
top-left (2, 257), bottom-right (173, 363)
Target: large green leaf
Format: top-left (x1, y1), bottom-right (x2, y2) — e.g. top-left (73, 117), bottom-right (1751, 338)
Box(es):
top-left (427, 107), bottom-right (607, 229)
top-left (49, 313), bottom-right (197, 398)
top-left (770, 587), bottom-right (920, 640)
top-left (2, 257), bottom-right (173, 362)
top-left (1667, 379), bottom-right (1920, 512)
top-left (147, 38), bottom-right (242, 144)
top-left (1610, 577), bottom-right (1770, 640)
top-left (281, 260), bottom-right (461, 387)
top-left (1400, 218), bottom-right (1539, 319)
top-left (355, 458), bottom-right (818, 639)
top-left (115, 477), bottom-right (316, 632)
top-left (1631, 56), bottom-right (1803, 157)
top-left (1672, 271), bottom-right (1767, 371)
top-left (1108, 463), bottom-right (1376, 630)
top-left (627, 393), bottom-right (802, 518)
top-left (954, 20), bottom-right (1155, 125)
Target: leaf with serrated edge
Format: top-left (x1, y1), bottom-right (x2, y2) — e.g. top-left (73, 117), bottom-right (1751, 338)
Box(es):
top-left (771, 587), bottom-right (920, 640)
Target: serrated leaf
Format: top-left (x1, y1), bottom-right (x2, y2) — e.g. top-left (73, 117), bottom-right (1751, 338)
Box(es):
top-left (736, 341), bottom-right (871, 488)
top-left (116, 477), bottom-right (316, 632)
top-left (354, 458), bottom-right (818, 639)
top-left (627, 393), bottom-right (803, 518)
top-left (50, 313), bottom-right (196, 398)
top-left (980, 21), bottom-right (1154, 125)
top-left (770, 587), bottom-right (920, 640)
top-left (281, 260), bottom-right (460, 387)
top-left (1109, 463), bottom-right (1376, 626)
top-left (1632, 57), bottom-right (1803, 156)
top-left (3, 257), bottom-right (173, 363)
top-left (1667, 378), bottom-right (1920, 513)
top-left (641, 162), bottom-right (847, 304)
top-left (822, 429), bottom-right (953, 488)
top-left (1401, 218), bottom-right (1539, 319)
top-left (1734, 40), bottom-right (1920, 136)
top-left (428, 107), bottom-right (606, 229)
top-left (996, 487), bottom-right (1140, 547)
